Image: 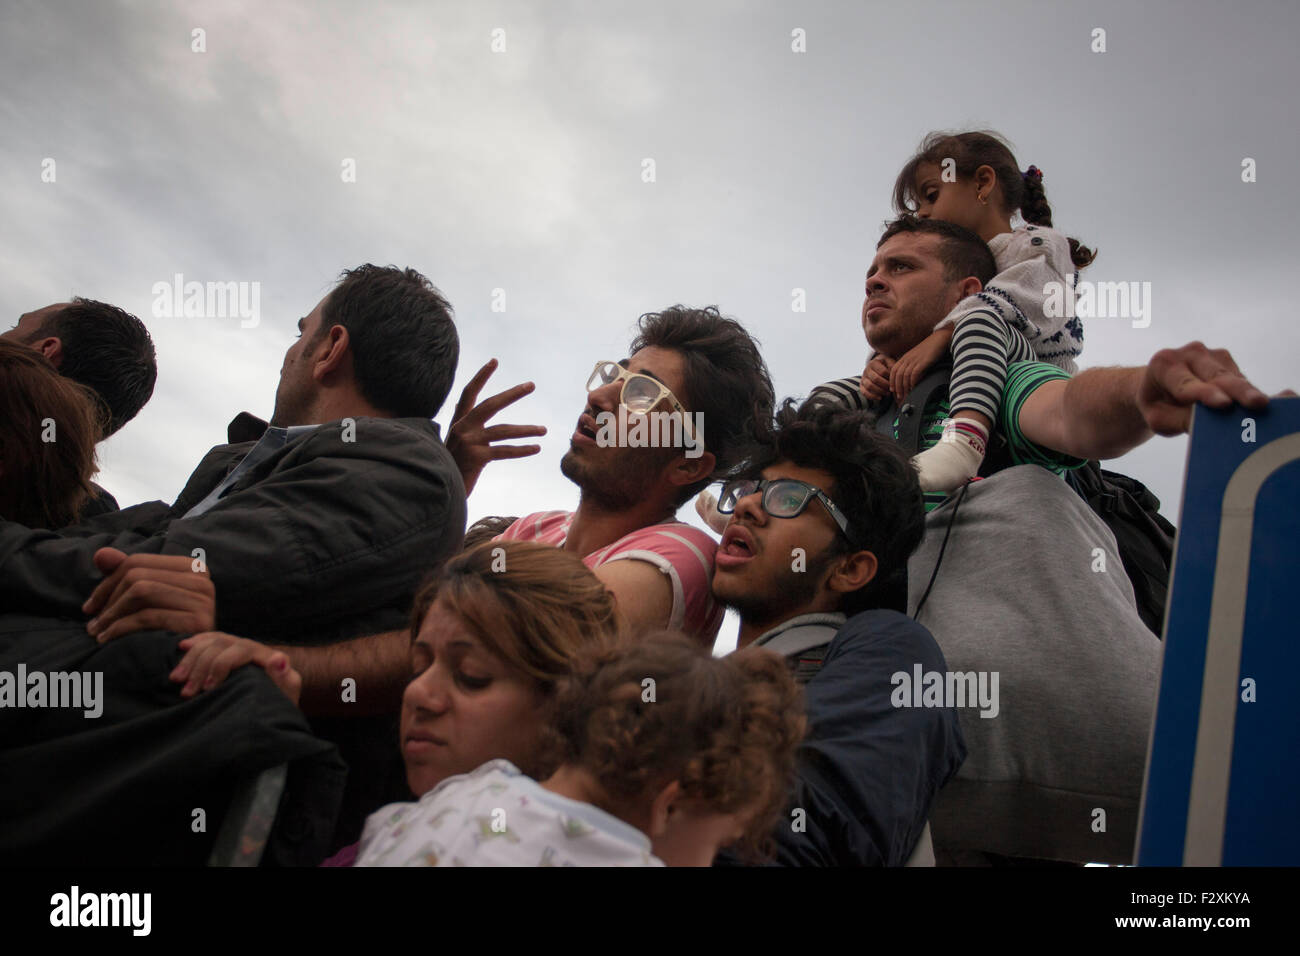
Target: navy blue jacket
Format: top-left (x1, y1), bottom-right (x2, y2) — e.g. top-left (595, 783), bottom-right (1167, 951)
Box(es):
top-left (727, 609), bottom-right (967, 866)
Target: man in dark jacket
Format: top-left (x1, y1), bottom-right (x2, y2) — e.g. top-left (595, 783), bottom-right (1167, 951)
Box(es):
top-left (0, 264), bottom-right (467, 861)
top-left (709, 401), bottom-right (966, 866)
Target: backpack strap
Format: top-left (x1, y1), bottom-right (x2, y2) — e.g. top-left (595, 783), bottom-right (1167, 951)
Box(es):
top-left (759, 623), bottom-right (842, 659)
top-left (753, 615), bottom-right (845, 685)
top-left (791, 645), bottom-right (830, 685)
top-left (874, 363), bottom-right (955, 455)
top-left (874, 361), bottom-right (1014, 474)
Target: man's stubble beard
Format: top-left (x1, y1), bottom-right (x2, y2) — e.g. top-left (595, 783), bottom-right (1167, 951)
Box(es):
top-left (870, 285), bottom-right (956, 360)
top-left (716, 545), bottom-right (840, 631)
top-left (560, 444), bottom-right (674, 512)
top-left (269, 378), bottom-right (312, 428)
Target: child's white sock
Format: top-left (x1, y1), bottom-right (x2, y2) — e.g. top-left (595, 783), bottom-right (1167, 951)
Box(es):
top-left (913, 417), bottom-right (989, 493)
top-left (694, 489), bottom-right (731, 534)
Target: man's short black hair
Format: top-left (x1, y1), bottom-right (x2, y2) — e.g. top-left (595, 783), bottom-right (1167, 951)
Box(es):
top-left (750, 400), bottom-right (925, 616)
top-left (321, 265), bottom-right (459, 418)
top-left (30, 298), bottom-right (157, 438)
top-left (878, 216), bottom-right (997, 287)
top-left (629, 305), bottom-right (775, 506)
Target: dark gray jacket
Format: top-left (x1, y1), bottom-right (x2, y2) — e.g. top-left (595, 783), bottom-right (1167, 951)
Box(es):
top-left (0, 414), bottom-right (467, 859)
top-left (1, 415), bottom-right (466, 645)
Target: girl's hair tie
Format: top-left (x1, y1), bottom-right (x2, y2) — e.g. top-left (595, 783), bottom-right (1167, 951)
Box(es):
top-left (1024, 165), bottom-right (1043, 181)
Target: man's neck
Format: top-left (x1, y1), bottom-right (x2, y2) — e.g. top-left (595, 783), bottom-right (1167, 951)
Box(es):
top-left (563, 492), bottom-right (676, 557)
top-left (736, 597), bottom-right (843, 650)
top-left (736, 615), bottom-right (779, 650)
top-left (279, 392), bottom-right (389, 429)
top-left (975, 213), bottom-right (1014, 245)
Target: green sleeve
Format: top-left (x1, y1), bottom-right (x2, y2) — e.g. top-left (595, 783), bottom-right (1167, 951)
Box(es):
top-left (1000, 362), bottom-right (1087, 472)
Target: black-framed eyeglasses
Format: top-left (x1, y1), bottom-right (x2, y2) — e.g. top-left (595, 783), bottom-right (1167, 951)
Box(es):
top-left (716, 478), bottom-right (859, 546)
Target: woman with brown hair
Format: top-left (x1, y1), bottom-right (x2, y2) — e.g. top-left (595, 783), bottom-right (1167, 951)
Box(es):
top-left (298, 538), bottom-right (622, 864)
top-left (192, 539), bottom-right (804, 865)
top-left (396, 538), bottom-right (624, 797)
top-left (356, 630), bottom-right (806, 866)
top-left (0, 339), bottom-right (105, 528)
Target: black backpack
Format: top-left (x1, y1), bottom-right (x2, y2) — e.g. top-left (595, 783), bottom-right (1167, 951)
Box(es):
top-left (874, 363), bottom-right (1176, 637)
top-left (1064, 461), bottom-right (1176, 636)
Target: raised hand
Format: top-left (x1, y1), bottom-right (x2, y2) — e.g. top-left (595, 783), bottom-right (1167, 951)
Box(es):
top-left (445, 359), bottom-right (547, 495)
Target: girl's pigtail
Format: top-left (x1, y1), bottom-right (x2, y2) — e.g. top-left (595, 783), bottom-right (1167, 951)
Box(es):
top-left (1022, 166), bottom-right (1096, 269)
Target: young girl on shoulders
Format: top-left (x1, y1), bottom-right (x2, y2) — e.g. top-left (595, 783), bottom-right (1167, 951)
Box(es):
top-left (863, 129), bottom-right (1096, 492)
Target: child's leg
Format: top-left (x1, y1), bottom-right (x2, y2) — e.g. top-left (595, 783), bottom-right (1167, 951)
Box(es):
top-left (912, 311), bottom-right (1029, 492)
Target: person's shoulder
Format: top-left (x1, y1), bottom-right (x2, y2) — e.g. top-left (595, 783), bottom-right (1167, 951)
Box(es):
top-left (465, 758), bottom-right (526, 787)
top-left (73, 483), bottom-right (120, 524)
top-left (835, 607), bottom-right (931, 640)
top-left (608, 520), bottom-right (719, 560)
top-left (421, 758), bottom-right (523, 804)
top-left (308, 415), bottom-right (444, 449)
top-left (826, 608), bottom-right (945, 667)
top-left (1005, 359), bottom-right (1071, 392)
top-left (997, 224), bottom-right (1073, 268)
top-left (291, 417), bottom-right (464, 488)
top-left (363, 798), bottom-right (419, 835)
top-left (614, 519), bottom-right (716, 548)
top-left (1000, 361), bottom-right (1085, 469)
top-left (499, 511), bottom-right (572, 541)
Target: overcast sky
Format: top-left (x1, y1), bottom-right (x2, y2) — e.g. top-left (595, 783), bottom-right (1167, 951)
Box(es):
top-left (4, 0), bottom-right (1296, 650)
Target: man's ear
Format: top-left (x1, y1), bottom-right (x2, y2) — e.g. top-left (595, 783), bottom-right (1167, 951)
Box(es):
top-left (34, 336), bottom-right (64, 369)
top-left (648, 779), bottom-right (682, 838)
top-left (667, 450), bottom-right (716, 491)
top-left (827, 549), bottom-right (878, 597)
top-left (945, 274), bottom-right (983, 314)
top-left (312, 325), bottom-right (351, 381)
top-left (955, 275), bottom-right (983, 300)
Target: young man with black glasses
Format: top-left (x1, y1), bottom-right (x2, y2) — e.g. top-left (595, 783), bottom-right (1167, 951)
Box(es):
top-left (710, 400), bottom-right (966, 866)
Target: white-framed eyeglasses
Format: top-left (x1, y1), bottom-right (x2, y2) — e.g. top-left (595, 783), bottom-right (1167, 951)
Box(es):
top-left (586, 360), bottom-right (701, 446)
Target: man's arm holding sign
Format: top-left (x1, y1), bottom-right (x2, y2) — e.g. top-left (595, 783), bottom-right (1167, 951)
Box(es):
top-left (1017, 342), bottom-right (1276, 461)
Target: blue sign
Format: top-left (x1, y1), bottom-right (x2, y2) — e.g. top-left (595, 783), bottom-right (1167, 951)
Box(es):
top-left (1137, 398), bottom-right (1300, 865)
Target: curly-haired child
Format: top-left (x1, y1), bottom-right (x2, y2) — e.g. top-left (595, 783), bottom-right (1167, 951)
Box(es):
top-left (354, 632), bottom-right (805, 866)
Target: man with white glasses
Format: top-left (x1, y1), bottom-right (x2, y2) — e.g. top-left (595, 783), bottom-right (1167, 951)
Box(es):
top-left (493, 305), bottom-right (776, 644)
